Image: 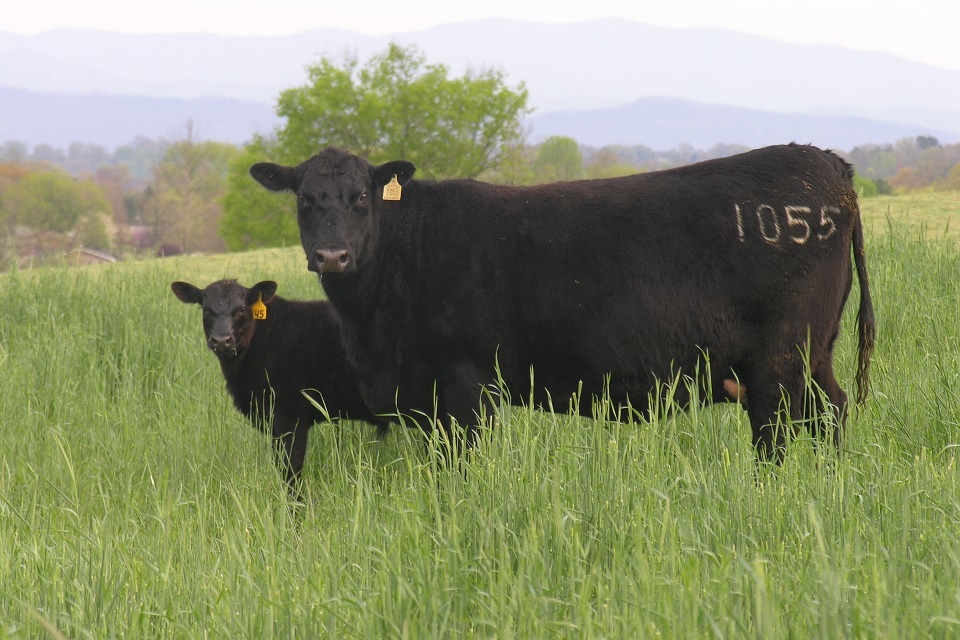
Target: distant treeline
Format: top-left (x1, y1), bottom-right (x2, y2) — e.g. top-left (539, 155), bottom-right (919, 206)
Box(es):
top-left (2, 133), bottom-right (959, 269)
top-left (4, 134), bottom-right (959, 194)
top-left (0, 138), bottom-right (168, 187)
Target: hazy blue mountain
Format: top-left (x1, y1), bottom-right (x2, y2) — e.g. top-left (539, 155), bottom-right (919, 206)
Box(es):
top-left (3, 87), bottom-right (947, 152)
top-left (529, 97), bottom-right (958, 150)
top-left (2, 19), bottom-right (959, 150)
top-left (0, 87), bottom-right (277, 149)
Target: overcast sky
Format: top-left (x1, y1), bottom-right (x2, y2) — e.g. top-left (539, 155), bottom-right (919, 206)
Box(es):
top-left (4, 0), bottom-right (959, 71)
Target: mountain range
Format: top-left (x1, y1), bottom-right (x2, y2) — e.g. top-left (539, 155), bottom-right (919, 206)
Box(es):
top-left (2, 19), bottom-right (959, 151)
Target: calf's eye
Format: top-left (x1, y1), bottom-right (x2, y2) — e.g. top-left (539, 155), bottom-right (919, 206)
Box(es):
top-left (358, 191), bottom-right (369, 204)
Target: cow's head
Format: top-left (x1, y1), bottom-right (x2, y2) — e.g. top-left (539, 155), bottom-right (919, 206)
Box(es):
top-left (171, 279), bottom-right (278, 360)
top-left (250, 147), bottom-right (415, 276)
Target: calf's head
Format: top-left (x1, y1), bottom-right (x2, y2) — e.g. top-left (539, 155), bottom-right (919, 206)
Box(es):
top-left (249, 146), bottom-right (415, 276)
top-left (171, 279), bottom-right (278, 359)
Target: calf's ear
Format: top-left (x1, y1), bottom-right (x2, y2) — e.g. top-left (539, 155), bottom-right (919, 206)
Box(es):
top-left (248, 281), bottom-right (279, 305)
top-left (171, 281), bottom-right (203, 305)
top-left (373, 160), bottom-right (416, 187)
top-left (250, 162), bottom-right (299, 192)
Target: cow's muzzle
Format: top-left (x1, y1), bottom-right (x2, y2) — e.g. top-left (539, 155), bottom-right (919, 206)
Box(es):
top-left (315, 248), bottom-right (351, 273)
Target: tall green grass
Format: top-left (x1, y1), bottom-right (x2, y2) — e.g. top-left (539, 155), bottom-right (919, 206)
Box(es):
top-left (1, 225), bottom-right (959, 638)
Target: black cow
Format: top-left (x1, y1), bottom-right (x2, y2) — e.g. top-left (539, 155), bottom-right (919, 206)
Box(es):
top-left (171, 279), bottom-right (388, 494)
top-left (250, 144), bottom-right (875, 463)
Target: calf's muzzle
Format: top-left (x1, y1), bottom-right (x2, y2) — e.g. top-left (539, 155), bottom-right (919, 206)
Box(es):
top-left (208, 333), bottom-right (236, 355)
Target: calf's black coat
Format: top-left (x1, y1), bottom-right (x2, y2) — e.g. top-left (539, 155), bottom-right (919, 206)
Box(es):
top-left (171, 279), bottom-right (387, 492)
top-left (251, 144), bottom-right (875, 462)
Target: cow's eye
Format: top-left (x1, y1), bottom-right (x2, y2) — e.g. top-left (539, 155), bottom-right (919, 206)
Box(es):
top-left (297, 194), bottom-right (306, 206)
top-left (357, 191), bottom-right (369, 205)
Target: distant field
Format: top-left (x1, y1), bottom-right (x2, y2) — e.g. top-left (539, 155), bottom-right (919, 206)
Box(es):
top-left (68, 245), bottom-right (316, 297)
top-left (2, 196), bottom-right (960, 638)
top-left (860, 191), bottom-right (960, 241)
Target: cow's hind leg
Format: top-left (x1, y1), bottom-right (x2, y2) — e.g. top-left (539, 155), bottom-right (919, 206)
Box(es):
top-left (744, 361), bottom-right (807, 465)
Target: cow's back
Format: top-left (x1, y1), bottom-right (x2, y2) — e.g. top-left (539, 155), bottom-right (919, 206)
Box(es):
top-left (365, 144), bottom-right (858, 408)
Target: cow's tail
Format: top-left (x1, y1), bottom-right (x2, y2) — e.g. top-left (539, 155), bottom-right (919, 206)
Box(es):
top-left (852, 205), bottom-right (876, 404)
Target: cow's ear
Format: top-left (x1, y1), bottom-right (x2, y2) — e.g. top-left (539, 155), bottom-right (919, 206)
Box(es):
top-left (373, 160), bottom-right (416, 187)
top-left (171, 281), bottom-right (203, 305)
top-left (248, 281), bottom-right (278, 305)
top-left (250, 162), bottom-right (299, 192)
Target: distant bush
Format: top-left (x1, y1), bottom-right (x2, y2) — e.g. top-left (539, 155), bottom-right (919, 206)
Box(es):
top-left (935, 164), bottom-right (960, 192)
top-left (853, 174), bottom-right (878, 198)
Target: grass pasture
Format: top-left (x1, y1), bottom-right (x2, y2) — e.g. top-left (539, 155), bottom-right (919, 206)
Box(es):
top-left (2, 212), bottom-right (960, 638)
top-left (860, 191), bottom-right (960, 242)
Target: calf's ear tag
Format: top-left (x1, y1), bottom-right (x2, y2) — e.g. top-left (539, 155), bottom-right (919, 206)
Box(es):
top-left (382, 175), bottom-right (402, 201)
top-left (251, 293), bottom-right (267, 320)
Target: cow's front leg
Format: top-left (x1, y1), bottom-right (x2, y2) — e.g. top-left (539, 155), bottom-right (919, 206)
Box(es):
top-left (439, 360), bottom-right (497, 453)
top-left (272, 417), bottom-right (309, 500)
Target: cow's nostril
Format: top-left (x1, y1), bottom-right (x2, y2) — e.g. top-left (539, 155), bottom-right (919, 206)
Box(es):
top-left (339, 251), bottom-right (350, 265)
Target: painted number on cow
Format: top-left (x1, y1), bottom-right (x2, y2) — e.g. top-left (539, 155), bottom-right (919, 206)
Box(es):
top-left (735, 204), bottom-right (838, 246)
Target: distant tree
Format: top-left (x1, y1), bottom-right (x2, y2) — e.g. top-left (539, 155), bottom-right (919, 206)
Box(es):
top-left (584, 148), bottom-right (637, 179)
top-left (848, 144), bottom-right (899, 181)
top-left (30, 144), bottom-right (66, 165)
top-left (65, 143), bottom-right (111, 176)
top-left (221, 43), bottom-right (530, 250)
top-left (0, 170), bottom-right (111, 248)
top-left (140, 125), bottom-right (237, 253)
top-left (887, 167), bottom-right (927, 192)
top-left (0, 162), bottom-right (33, 190)
top-left (893, 137), bottom-right (922, 171)
top-left (617, 144), bottom-right (658, 165)
top-left (0, 163), bottom-right (33, 235)
top-left (0, 141), bottom-right (27, 163)
top-left (531, 136), bottom-right (583, 183)
top-left (917, 135), bottom-right (941, 151)
top-left (914, 144), bottom-right (960, 185)
top-left (95, 165), bottom-right (134, 229)
top-left (113, 136), bottom-right (169, 184)
top-left (936, 163), bottom-right (960, 191)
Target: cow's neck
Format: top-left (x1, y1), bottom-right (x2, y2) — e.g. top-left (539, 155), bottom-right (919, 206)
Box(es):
top-left (319, 211), bottom-right (421, 385)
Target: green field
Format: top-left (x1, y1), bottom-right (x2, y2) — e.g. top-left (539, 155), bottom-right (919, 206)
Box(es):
top-left (860, 191), bottom-right (960, 242)
top-left (2, 199), bottom-right (960, 638)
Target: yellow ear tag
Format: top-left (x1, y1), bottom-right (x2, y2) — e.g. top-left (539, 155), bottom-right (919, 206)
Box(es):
top-left (251, 293), bottom-right (267, 320)
top-left (382, 174), bottom-right (402, 201)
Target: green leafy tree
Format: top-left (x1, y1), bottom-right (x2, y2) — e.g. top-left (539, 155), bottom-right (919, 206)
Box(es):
top-left (853, 174), bottom-right (878, 198)
top-left (221, 43), bottom-right (530, 250)
top-left (276, 43), bottom-right (529, 179)
top-left (220, 137), bottom-right (300, 251)
top-left (531, 136), bottom-right (583, 183)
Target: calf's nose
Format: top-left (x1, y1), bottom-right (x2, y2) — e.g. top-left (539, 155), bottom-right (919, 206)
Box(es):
top-left (315, 249), bottom-right (351, 273)
top-left (208, 334), bottom-right (235, 351)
